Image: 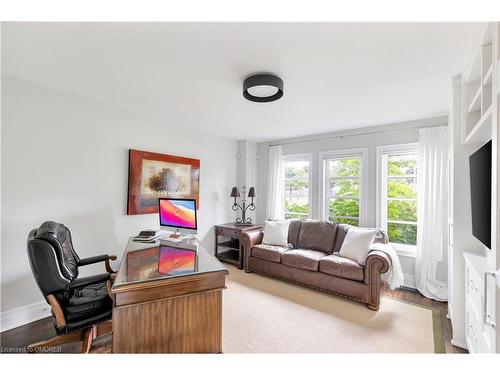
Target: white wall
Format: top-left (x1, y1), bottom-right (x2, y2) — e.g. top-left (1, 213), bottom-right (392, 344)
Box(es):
top-left (0, 76), bottom-right (238, 314)
top-left (256, 116), bottom-right (448, 287)
top-left (236, 140), bottom-right (258, 224)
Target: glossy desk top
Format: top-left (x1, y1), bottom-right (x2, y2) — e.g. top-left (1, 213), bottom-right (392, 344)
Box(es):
top-left (112, 237), bottom-right (227, 290)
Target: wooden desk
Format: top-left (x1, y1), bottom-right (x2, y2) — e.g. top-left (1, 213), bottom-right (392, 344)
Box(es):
top-left (214, 223), bottom-right (262, 269)
top-left (111, 237), bottom-right (228, 353)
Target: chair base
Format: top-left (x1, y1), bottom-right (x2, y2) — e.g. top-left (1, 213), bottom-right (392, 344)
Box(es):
top-left (28, 320), bottom-right (112, 353)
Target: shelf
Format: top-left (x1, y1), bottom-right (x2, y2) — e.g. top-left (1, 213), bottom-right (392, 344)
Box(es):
top-left (467, 86), bottom-right (481, 113)
top-left (464, 105), bottom-right (492, 144)
top-left (216, 248), bottom-right (240, 266)
top-left (217, 240), bottom-right (239, 249)
top-left (483, 64), bottom-right (493, 85)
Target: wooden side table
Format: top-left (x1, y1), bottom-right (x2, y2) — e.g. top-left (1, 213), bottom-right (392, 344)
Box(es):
top-left (214, 223), bottom-right (262, 269)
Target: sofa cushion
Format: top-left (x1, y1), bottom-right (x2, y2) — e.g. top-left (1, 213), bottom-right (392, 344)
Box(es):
top-left (339, 227), bottom-right (379, 265)
top-left (297, 220), bottom-right (337, 253)
top-left (262, 220), bottom-right (290, 246)
top-left (281, 249), bottom-right (326, 271)
top-left (287, 219), bottom-right (302, 248)
top-left (333, 224), bottom-right (350, 253)
top-left (252, 244), bottom-right (289, 263)
top-left (319, 253), bottom-right (364, 281)
top-left (333, 224), bottom-right (389, 253)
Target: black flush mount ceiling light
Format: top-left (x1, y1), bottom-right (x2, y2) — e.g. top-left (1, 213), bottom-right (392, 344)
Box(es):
top-left (243, 74), bottom-right (283, 102)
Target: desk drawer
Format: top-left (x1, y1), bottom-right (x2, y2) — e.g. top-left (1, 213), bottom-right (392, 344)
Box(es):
top-left (114, 273), bottom-right (227, 307)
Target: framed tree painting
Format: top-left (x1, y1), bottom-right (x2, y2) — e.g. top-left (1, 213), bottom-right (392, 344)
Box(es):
top-left (127, 149), bottom-right (200, 215)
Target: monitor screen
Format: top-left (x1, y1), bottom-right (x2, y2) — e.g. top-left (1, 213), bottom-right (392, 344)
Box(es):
top-left (159, 198), bottom-right (197, 230)
top-left (158, 245), bottom-right (197, 275)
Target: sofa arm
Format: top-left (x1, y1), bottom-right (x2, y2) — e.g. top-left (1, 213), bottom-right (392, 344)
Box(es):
top-left (363, 250), bottom-right (391, 310)
top-left (241, 229), bottom-right (264, 270)
top-left (364, 250), bottom-right (391, 281)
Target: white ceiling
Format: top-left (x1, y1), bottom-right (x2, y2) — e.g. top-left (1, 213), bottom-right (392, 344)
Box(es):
top-left (1, 22), bottom-right (484, 141)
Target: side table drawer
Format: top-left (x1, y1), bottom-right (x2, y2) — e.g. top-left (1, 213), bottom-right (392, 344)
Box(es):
top-left (216, 227), bottom-right (240, 237)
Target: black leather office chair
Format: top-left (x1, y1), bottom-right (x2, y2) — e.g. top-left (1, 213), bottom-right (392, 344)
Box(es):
top-left (27, 221), bottom-right (117, 353)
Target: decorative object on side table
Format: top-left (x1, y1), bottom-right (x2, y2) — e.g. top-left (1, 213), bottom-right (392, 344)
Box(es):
top-left (230, 185), bottom-right (256, 225)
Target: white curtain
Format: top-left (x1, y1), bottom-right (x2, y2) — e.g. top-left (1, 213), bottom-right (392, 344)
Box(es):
top-left (415, 126), bottom-right (449, 301)
top-left (266, 145), bottom-right (284, 220)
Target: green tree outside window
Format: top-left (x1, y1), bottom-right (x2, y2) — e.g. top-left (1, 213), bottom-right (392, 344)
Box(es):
top-left (284, 160), bottom-right (310, 219)
top-left (386, 154), bottom-right (418, 245)
top-left (328, 158), bottom-right (361, 225)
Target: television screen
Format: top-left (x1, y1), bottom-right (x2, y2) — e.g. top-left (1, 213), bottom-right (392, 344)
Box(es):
top-left (159, 198), bottom-right (197, 230)
top-left (158, 245), bottom-right (196, 275)
top-left (469, 140), bottom-right (492, 249)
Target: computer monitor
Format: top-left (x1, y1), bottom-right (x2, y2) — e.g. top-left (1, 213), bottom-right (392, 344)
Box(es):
top-left (158, 198), bottom-right (197, 236)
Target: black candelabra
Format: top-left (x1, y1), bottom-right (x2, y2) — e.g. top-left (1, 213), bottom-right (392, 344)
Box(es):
top-left (230, 186), bottom-right (256, 225)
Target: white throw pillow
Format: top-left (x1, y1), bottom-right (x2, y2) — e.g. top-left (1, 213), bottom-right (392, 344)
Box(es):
top-left (339, 228), bottom-right (378, 265)
top-left (262, 220), bottom-right (290, 247)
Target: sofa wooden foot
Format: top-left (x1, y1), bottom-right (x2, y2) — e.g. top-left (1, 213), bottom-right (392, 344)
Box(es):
top-left (367, 304), bottom-right (379, 311)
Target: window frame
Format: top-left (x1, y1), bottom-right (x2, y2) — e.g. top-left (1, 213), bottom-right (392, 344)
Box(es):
top-left (319, 148), bottom-right (368, 227)
top-left (376, 143), bottom-right (419, 257)
top-left (282, 153), bottom-right (313, 219)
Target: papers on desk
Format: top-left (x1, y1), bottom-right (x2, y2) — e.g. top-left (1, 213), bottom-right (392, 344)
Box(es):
top-left (132, 233), bottom-right (161, 243)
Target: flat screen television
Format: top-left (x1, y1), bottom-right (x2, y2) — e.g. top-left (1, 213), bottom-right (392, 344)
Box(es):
top-left (469, 140), bottom-right (492, 249)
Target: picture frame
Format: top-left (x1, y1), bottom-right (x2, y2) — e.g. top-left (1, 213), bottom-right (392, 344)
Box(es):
top-left (127, 149), bottom-right (200, 215)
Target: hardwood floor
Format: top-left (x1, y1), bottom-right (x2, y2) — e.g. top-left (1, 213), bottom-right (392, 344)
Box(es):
top-left (0, 286), bottom-right (467, 354)
top-left (382, 285), bottom-right (467, 354)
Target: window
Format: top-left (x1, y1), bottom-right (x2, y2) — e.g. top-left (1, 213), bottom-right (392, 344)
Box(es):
top-left (283, 155), bottom-right (311, 219)
top-left (378, 144), bottom-right (418, 251)
top-left (322, 150), bottom-right (366, 226)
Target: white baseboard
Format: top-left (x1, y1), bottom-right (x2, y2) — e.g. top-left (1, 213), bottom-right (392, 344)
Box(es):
top-left (1, 300), bottom-right (51, 332)
top-left (451, 338), bottom-right (468, 350)
top-left (403, 273), bottom-right (416, 289)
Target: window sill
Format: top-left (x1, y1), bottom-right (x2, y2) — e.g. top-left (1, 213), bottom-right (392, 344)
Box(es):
top-left (391, 243), bottom-right (417, 258)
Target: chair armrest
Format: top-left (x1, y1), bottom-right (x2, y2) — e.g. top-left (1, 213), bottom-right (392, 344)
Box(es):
top-left (69, 273), bottom-right (110, 290)
top-left (363, 250), bottom-right (391, 284)
top-left (78, 254), bottom-right (117, 274)
top-left (241, 229), bottom-right (264, 270)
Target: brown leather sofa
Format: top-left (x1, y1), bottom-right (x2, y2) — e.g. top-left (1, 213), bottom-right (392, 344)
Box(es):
top-left (241, 219), bottom-right (391, 310)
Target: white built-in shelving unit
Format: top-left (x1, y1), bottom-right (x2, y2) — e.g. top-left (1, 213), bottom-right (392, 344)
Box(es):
top-left (449, 22), bottom-right (499, 354)
top-left (463, 24), bottom-right (494, 145)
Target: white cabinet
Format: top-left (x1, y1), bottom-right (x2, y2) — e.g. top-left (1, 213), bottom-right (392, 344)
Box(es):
top-left (450, 21), bottom-right (500, 354)
top-left (464, 252), bottom-right (496, 353)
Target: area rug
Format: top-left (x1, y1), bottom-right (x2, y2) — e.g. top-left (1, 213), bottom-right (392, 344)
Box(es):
top-left (222, 266), bottom-right (444, 353)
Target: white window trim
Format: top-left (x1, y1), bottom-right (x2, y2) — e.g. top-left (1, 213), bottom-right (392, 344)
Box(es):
top-left (376, 143), bottom-right (418, 257)
top-left (319, 148), bottom-right (368, 227)
top-left (282, 153), bottom-right (313, 219)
